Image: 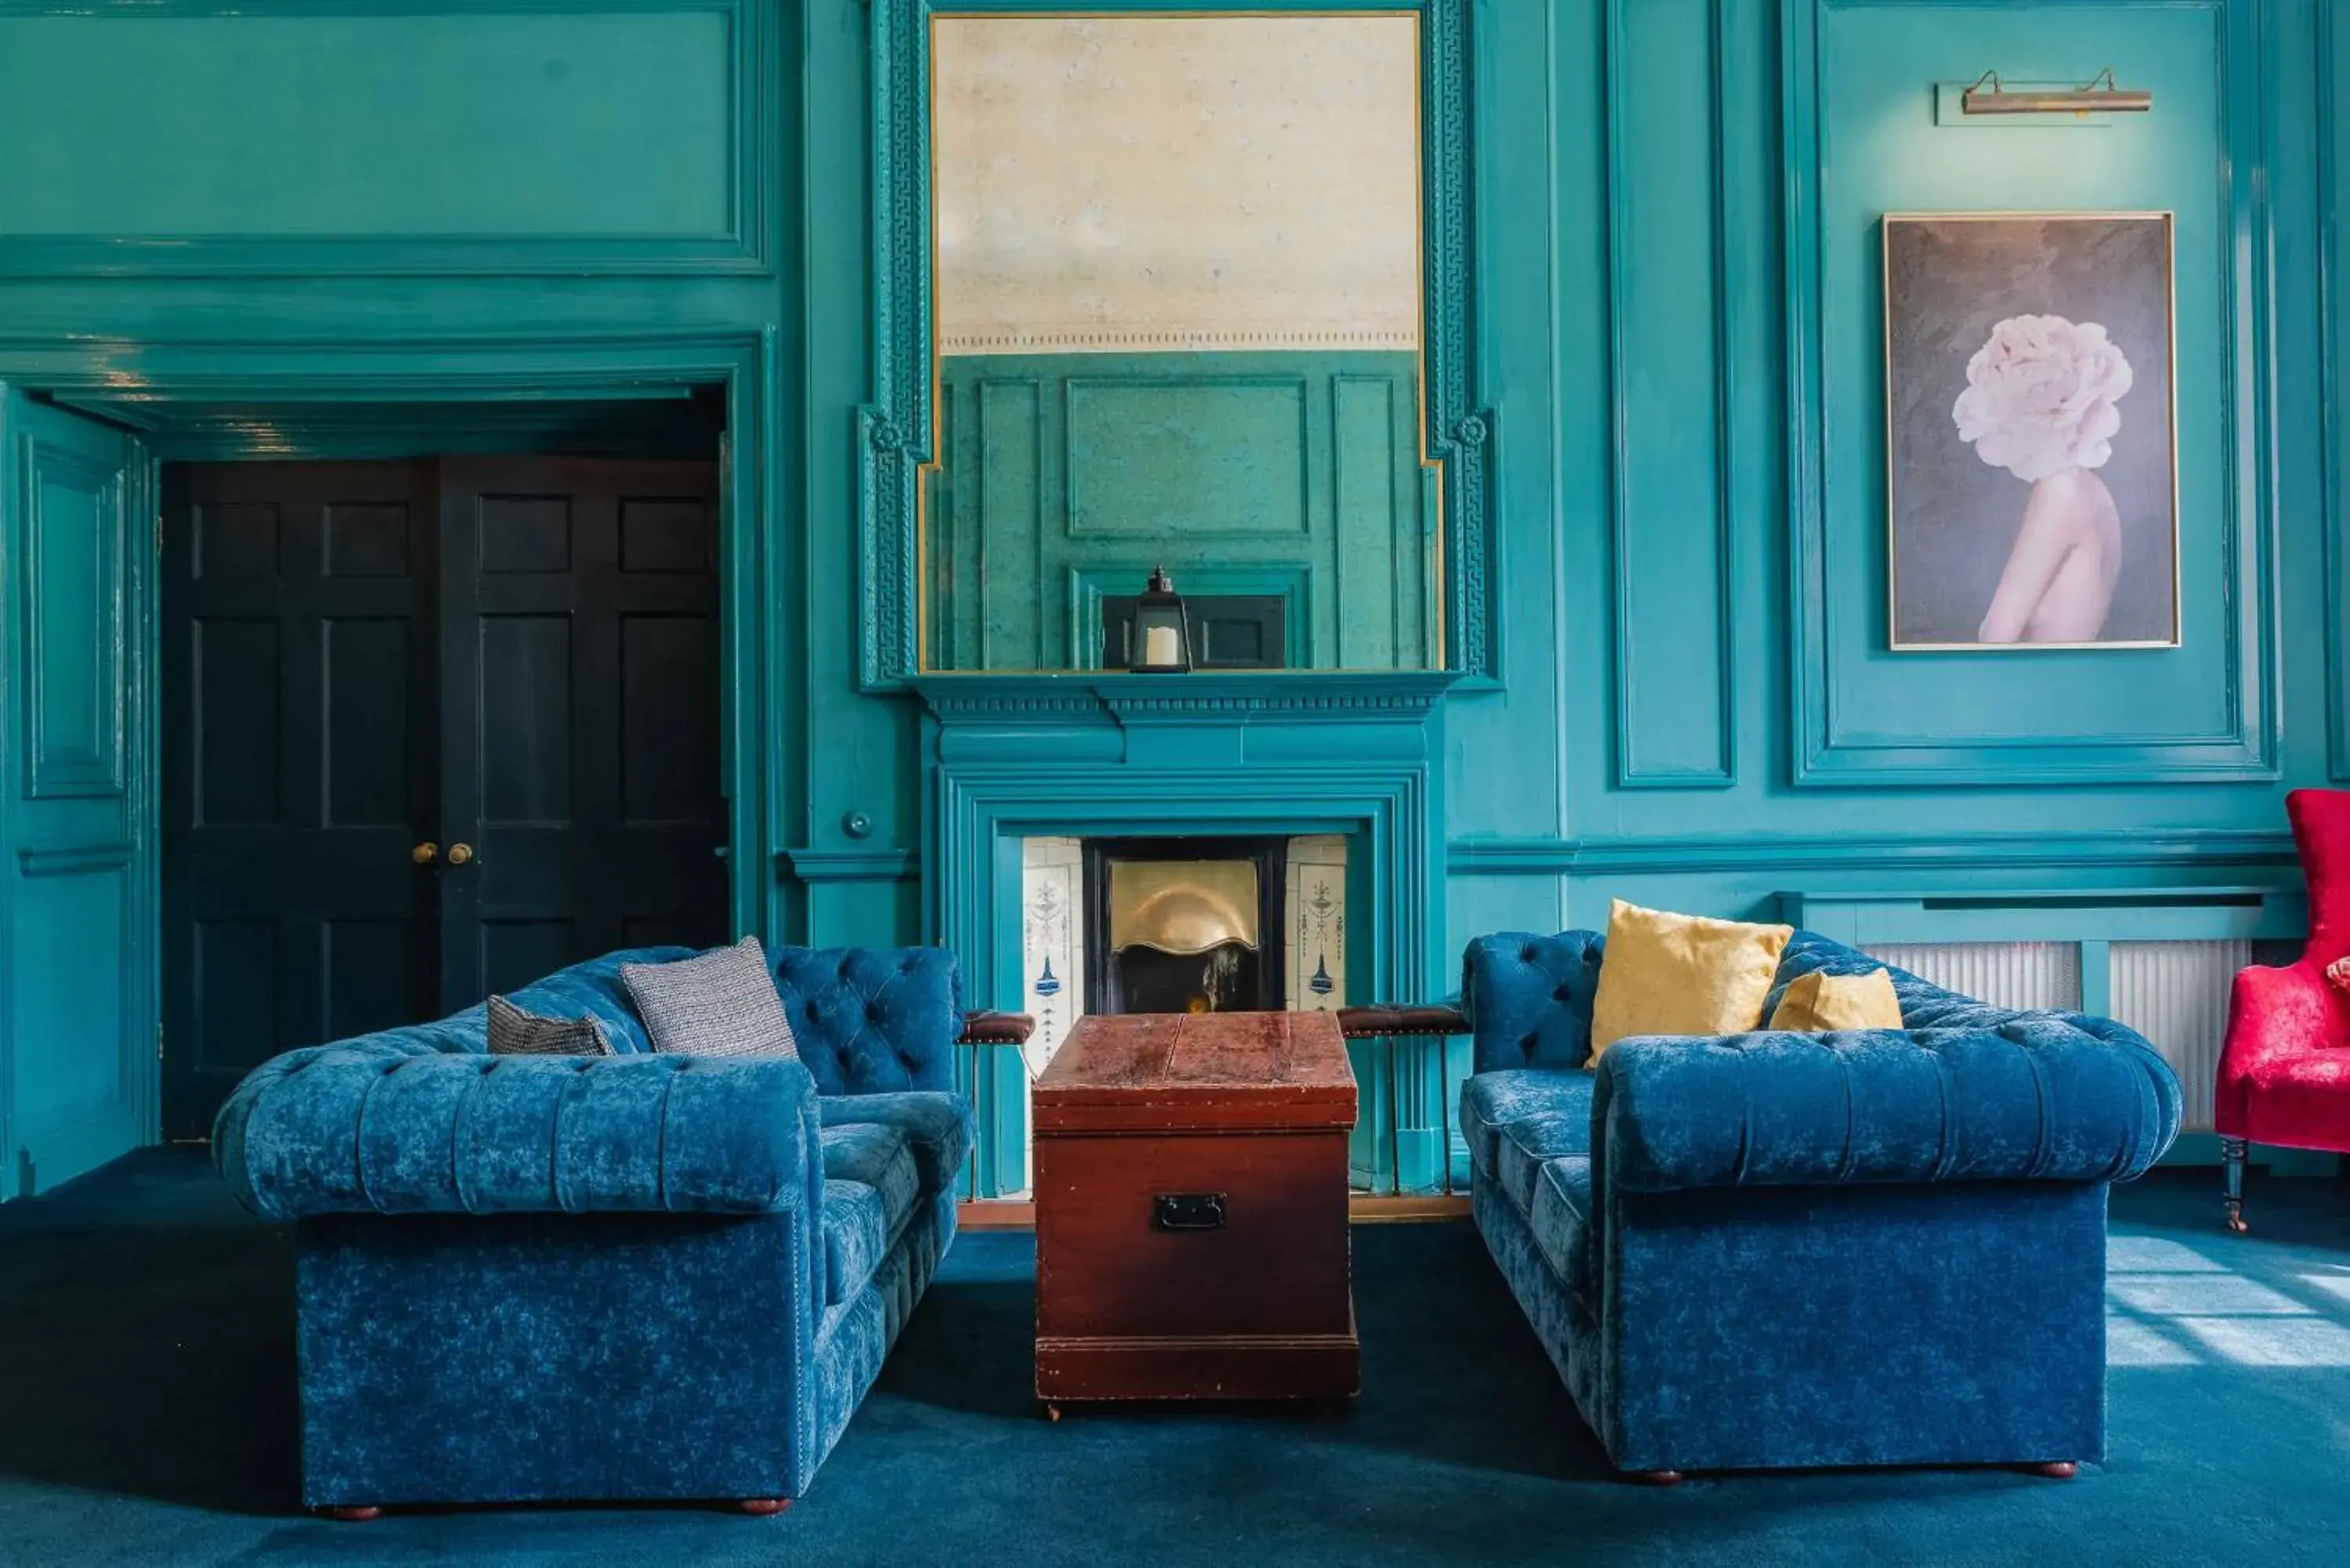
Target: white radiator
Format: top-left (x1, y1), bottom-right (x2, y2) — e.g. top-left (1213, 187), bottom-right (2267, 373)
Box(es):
top-left (2109, 940), bottom-right (2246, 1134)
top-left (1865, 941), bottom-right (2082, 1013)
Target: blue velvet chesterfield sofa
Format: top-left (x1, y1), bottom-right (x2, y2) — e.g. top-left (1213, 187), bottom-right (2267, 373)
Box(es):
top-left (213, 941), bottom-right (1023, 1517)
top-left (1459, 929), bottom-right (2182, 1481)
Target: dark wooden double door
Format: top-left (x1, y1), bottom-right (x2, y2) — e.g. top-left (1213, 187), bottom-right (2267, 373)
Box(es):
top-left (161, 457), bottom-right (728, 1136)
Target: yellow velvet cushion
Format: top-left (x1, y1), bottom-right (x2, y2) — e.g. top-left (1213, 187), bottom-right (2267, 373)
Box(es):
top-left (1766, 968), bottom-right (1904, 1032)
top-left (1587, 899), bottom-right (1793, 1064)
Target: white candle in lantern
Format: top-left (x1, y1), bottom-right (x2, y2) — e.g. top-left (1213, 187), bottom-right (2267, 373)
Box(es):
top-left (1143, 623), bottom-right (1181, 667)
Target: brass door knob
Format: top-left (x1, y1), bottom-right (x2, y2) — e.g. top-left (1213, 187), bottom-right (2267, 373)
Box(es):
top-left (410, 842), bottom-right (438, 865)
top-left (446, 843), bottom-right (475, 866)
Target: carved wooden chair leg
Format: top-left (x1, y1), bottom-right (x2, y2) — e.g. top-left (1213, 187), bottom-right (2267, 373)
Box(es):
top-left (2222, 1136), bottom-right (2250, 1234)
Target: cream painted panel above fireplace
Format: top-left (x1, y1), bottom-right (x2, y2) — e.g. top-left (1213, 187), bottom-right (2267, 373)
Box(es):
top-left (931, 14), bottom-right (1421, 354)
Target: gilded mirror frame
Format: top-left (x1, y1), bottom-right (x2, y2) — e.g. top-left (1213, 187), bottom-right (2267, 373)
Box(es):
top-left (858, 0), bottom-right (1492, 688)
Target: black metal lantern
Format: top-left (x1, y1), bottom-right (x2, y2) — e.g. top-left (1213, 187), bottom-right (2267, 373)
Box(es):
top-left (1129, 566), bottom-right (1193, 674)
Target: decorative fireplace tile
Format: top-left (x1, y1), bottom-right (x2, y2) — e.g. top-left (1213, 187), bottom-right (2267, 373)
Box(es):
top-left (1285, 834), bottom-right (1348, 1010)
top-left (1021, 836), bottom-right (1086, 1076)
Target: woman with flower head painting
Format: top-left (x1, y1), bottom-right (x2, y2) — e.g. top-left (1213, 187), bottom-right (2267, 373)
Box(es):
top-left (1882, 215), bottom-right (2176, 649)
top-left (1955, 313), bottom-right (2135, 642)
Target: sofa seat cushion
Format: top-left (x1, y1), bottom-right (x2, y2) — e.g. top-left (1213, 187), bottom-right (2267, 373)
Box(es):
top-left (820, 1091), bottom-right (972, 1198)
top-left (1528, 1155), bottom-right (1596, 1307)
top-left (1461, 1070), bottom-right (1595, 1198)
top-left (819, 1180), bottom-right (898, 1308)
top-left (819, 1123), bottom-right (921, 1306)
top-left (1497, 1115), bottom-right (1589, 1212)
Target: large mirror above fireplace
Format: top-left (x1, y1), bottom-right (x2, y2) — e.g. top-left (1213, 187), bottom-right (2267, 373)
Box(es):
top-left (921, 10), bottom-right (1441, 673)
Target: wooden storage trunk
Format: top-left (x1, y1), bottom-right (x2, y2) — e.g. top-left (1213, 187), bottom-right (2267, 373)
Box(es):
top-left (1032, 1010), bottom-right (1359, 1407)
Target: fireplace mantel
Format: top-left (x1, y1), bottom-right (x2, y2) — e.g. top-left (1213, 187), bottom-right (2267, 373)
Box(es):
top-left (909, 670), bottom-right (1459, 1195)
top-left (908, 670), bottom-right (1461, 729)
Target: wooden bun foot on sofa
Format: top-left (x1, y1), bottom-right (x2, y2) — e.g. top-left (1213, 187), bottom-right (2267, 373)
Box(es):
top-left (1629, 1470), bottom-right (1683, 1487)
top-left (2023, 1461), bottom-right (2078, 1480)
top-left (319, 1505), bottom-right (383, 1523)
top-left (725, 1498), bottom-right (790, 1516)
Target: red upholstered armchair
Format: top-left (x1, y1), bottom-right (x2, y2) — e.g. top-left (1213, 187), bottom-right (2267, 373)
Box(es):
top-left (2217, 789), bottom-right (2350, 1232)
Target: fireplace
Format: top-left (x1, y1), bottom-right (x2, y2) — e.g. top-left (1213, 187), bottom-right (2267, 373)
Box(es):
top-left (1020, 831), bottom-right (1350, 1076)
top-left (910, 668), bottom-right (1456, 1198)
top-left (1084, 837), bottom-right (1287, 1014)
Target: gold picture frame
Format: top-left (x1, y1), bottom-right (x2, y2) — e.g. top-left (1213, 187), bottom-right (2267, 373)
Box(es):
top-left (1881, 211), bottom-right (2180, 652)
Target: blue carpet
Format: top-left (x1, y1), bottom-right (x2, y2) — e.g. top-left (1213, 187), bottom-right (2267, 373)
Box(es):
top-left (1, 1150), bottom-right (2346, 1566)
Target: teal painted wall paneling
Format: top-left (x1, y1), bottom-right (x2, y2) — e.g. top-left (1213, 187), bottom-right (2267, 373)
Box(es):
top-left (1604, 0), bottom-right (1737, 788)
top-left (0, 0), bottom-right (773, 276)
top-left (931, 352), bottom-right (1430, 670)
top-left (1066, 378), bottom-right (1309, 538)
top-left (1544, 0), bottom-right (2323, 880)
top-left (1439, 0), bottom-right (1571, 847)
top-left (801, 0), bottom-right (913, 938)
top-left (2328, 0), bottom-right (2350, 781)
top-left (1, 390), bottom-right (156, 1198)
top-left (1788, 0), bottom-right (2276, 786)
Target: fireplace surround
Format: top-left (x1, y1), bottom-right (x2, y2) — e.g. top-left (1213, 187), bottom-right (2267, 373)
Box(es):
top-left (910, 670), bottom-right (1457, 1197)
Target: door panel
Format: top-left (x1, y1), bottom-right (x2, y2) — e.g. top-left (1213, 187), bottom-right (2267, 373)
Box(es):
top-left (1, 391), bottom-right (154, 1196)
top-left (157, 453), bottom-right (728, 1136)
top-left (438, 457), bottom-right (726, 1006)
top-left (161, 461), bottom-right (437, 1138)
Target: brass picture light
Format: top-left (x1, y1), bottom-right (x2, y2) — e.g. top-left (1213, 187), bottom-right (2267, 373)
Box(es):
top-left (1961, 67), bottom-right (2152, 116)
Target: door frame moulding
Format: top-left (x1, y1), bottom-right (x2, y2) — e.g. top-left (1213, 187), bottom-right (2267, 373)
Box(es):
top-left (0, 330), bottom-right (780, 1145)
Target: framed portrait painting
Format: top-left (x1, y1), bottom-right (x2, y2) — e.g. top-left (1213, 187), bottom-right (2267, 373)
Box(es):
top-left (1882, 212), bottom-right (2178, 650)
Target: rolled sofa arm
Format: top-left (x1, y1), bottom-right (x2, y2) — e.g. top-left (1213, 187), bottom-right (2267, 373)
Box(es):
top-left (958, 1010), bottom-right (1036, 1046)
top-left (1595, 1021), bottom-right (2182, 1195)
top-left (1336, 1003), bottom-right (1468, 1039)
top-left (214, 1046), bottom-right (822, 1222)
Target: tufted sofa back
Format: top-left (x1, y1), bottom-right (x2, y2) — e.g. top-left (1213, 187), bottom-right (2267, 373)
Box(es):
top-left (1466, 926), bottom-right (2154, 1077)
top-left (768, 944), bottom-right (964, 1097)
top-left (1462, 930), bottom-right (1607, 1073)
top-left (325, 941), bottom-right (964, 1100)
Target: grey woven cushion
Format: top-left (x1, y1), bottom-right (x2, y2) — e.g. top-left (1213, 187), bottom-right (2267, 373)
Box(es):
top-left (620, 936), bottom-right (800, 1060)
top-left (486, 994), bottom-right (614, 1057)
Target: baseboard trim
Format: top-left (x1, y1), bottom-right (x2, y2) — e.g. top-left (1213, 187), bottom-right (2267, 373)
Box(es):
top-left (1348, 1194), bottom-right (1471, 1223)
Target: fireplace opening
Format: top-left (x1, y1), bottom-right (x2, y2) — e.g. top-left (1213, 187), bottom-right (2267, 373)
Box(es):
top-left (1083, 837), bottom-right (1289, 1014)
